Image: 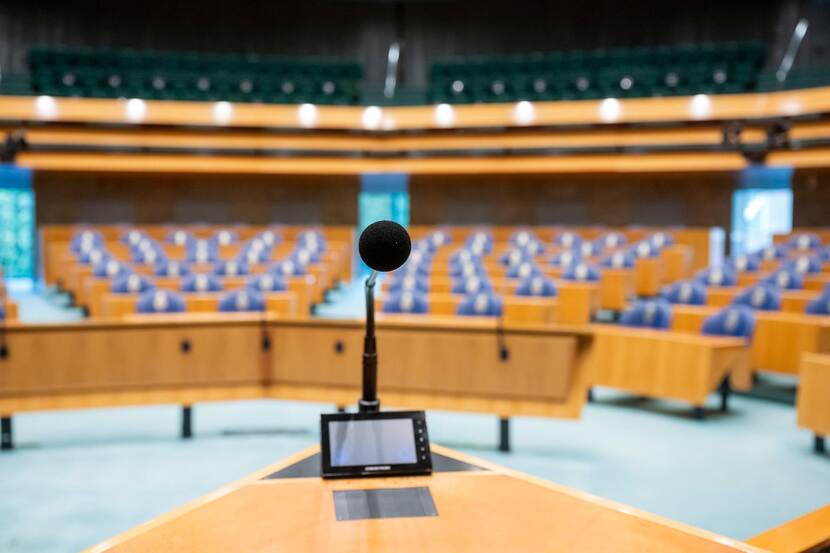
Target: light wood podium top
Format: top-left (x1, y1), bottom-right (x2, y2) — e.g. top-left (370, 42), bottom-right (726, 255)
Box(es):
top-left (86, 445), bottom-right (762, 553)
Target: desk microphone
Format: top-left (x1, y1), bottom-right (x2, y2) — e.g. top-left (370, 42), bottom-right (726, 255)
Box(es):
top-left (357, 220), bottom-right (411, 412)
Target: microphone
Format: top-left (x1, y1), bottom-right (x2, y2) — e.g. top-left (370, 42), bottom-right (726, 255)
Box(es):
top-left (357, 220), bottom-right (411, 412)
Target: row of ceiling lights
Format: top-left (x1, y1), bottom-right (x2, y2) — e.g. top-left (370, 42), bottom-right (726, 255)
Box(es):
top-left (31, 94), bottom-right (791, 128)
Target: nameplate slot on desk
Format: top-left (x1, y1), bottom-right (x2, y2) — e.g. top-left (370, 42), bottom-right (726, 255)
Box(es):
top-left (333, 487), bottom-right (438, 521)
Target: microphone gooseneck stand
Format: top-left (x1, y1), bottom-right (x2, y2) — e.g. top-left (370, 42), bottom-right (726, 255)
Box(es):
top-left (359, 270), bottom-right (380, 413)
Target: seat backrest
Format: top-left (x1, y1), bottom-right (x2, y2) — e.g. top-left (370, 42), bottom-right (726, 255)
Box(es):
top-left (451, 275), bottom-right (493, 295)
top-left (702, 305), bottom-right (755, 338)
top-left (213, 259), bottom-right (249, 277)
top-left (550, 249), bottom-right (581, 268)
top-left (727, 254), bottom-right (760, 272)
top-left (620, 298), bottom-right (672, 329)
top-left (382, 291), bottom-right (429, 314)
top-left (218, 289), bottom-right (265, 312)
top-left (167, 229), bottom-right (195, 246)
top-left (506, 260), bottom-right (542, 279)
top-left (600, 250), bottom-right (635, 269)
top-left (733, 284), bottom-right (781, 311)
top-left (246, 272), bottom-right (287, 292)
top-left (762, 269), bottom-right (803, 290)
top-left (788, 233), bottom-right (820, 251)
top-left (387, 273), bottom-right (429, 294)
top-left (186, 240), bottom-right (219, 263)
top-left (93, 258), bottom-right (129, 279)
top-left (554, 231), bottom-right (581, 249)
top-left (663, 280), bottom-right (707, 305)
top-left (563, 262), bottom-right (600, 282)
top-left (457, 292), bottom-right (503, 316)
top-left (154, 260), bottom-right (191, 277)
top-left (181, 273), bottom-right (223, 293)
top-left (516, 275), bottom-right (557, 297)
top-left (136, 289), bottom-right (186, 313)
top-left (70, 230), bottom-right (104, 253)
top-left (272, 258), bottom-right (306, 277)
top-left (112, 273), bottom-right (155, 294)
top-left (806, 293), bottom-right (830, 315)
top-left (696, 266), bottom-right (737, 287)
top-left (788, 255), bottom-right (822, 275)
top-left (599, 232), bottom-right (626, 249)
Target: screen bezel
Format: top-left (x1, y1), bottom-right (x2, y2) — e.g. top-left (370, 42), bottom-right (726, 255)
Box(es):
top-left (320, 410), bottom-right (432, 479)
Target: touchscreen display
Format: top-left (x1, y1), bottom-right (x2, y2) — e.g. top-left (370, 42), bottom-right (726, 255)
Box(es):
top-left (328, 418), bottom-right (417, 467)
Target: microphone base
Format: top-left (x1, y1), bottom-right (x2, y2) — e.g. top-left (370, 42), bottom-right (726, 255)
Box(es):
top-left (358, 399), bottom-right (380, 413)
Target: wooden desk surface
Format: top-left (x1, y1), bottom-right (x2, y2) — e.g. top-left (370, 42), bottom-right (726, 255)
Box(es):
top-left (747, 502), bottom-right (830, 553)
top-left (85, 444), bottom-right (762, 553)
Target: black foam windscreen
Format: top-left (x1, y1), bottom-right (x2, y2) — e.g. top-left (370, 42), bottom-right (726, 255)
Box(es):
top-left (359, 220), bottom-right (411, 272)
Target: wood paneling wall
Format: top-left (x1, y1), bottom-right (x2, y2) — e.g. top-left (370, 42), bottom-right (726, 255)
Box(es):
top-left (793, 169), bottom-right (830, 228)
top-left (34, 172), bottom-right (359, 226)
top-left (409, 173), bottom-right (737, 229)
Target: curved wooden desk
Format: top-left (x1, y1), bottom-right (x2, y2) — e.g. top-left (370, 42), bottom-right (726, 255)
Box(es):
top-left (84, 444), bottom-right (763, 553)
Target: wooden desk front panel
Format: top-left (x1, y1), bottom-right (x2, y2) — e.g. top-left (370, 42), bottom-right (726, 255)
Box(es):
top-left (0, 324), bottom-right (263, 395)
top-left (268, 325), bottom-right (363, 387)
top-left (797, 353), bottom-right (830, 436)
top-left (376, 328), bottom-right (577, 401)
top-left (589, 328), bottom-right (750, 405)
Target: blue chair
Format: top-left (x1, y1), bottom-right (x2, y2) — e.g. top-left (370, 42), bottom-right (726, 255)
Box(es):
top-left (167, 229), bottom-right (196, 247)
top-left (398, 260), bottom-right (431, 279)
top-left (112, 273), bottom-right (155, 294)
top-left (186, 240), bottom-right (220, 263)
top-left (789, 233), bottom-right (821, 251)
top-left (0, 305), bottom-right (5, 321)
top-left (272, 258), bottom-right (307, 277)
top-left (218, 289), bottom-right (265, 312)
top-left (426, 230), bottom-right (451, 249)
top-left (520, 239), bottom-right (546, 257)
top-left (292, 247), bottom-right (321, 266)
top-left (256, 229), bottom-right (282, 248)
top-left (648, 232), bottom-right (673, 249)
top-left (386, 273), bottom-right (429, 294)
top-left (806, 294), bottom-right (830, 315)
top-left (450, 259), bottom-right (487, 279)
top-left (788, 255), bottom-right (822, 275)
top-left (464, 231), bottom-right (493, 255)
top-left (411, 239), bottom-right (436, 255)
top-left (620, 299), bottom-right (672, 329)
top-left (509, 229), bottom-right (537, 248)
top-left (762, 269), bottom-right (803, 290)
top-left (562, 262), bottom-right (600, 282)
top-left (212, 229), bottom-right (239, 246)
top-left (696, 266), bottom-right (737, 287)
top-left (449, 248), bottom-right (480, 267)
top-left (702, 305), bottom-right (756, 338)
top-left (70, 230), bottom-right (104, 254)
top-left (506, 260), bottom-right (542, 279)
top-left (757, 243), bottom-right (790, 262)
top-left (451, 275), bottom-right (493, 295)
top-left (383, 291), bottom-right (429, 314)
top-left (213, 259), bottom-right (250, 277)
top-left (92, 258), bottom-right (130, 279)
top-left (154, 260), bottom-right (191, 278)
top-left (239, 240), bottom-right (273, 264)
top-left (77, 248), bottom-right (110, 266)
top-left (136, 290), bottom-right (186, 314)
top-left (121, 229), bottom-right (149, 248)
top-left (549, 250), bottom-right (581, 268)
top-left (599, 232), bottom-right (626, 249)
top-left (818, 246), bottom-right (830, 261)
top-left (457, 292), bottom-right (503, 317)
top-left (181, 273), bottom-right (223, 293)
top-left (131, 245), bottom-right (166, 265)
top-left (407, 248), bottom-right (434, 267)
top-left (516, 275), bottom-right (557, 297)
top-left (600, 250), bottom-right (635, 269)
top-left (632, 241), bottom-right (659, 258)
top-left (662, 281), bottom-right (707, 305)
top-left (733, 284), bottom-right (781, 311)
top-left (499, 248), bottom-right (530, 268)
top-left (298, 230), bottom-right (327, 253)
top-left (553, 231), bottom-right (581, 249)
top-left (579, 240), bottom-right (604, 258)
top-left (727, 254), bottom-right (760, 273)
top-left (246, 273), bottom-right (287, 293)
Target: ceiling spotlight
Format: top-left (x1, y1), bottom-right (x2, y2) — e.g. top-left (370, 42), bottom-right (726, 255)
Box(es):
top-left (689, 94), bottom-right (712, 119)
top-left (34, 95), bottom-right (58, 119)
top-left (434, 103), bottom-right (455, 127)
top-left (599, 98), bottom-right (621, 122)
top-left (513, 101), bottom-right (535, 126)
top-left (212, 101), bottom-right (233, 125)
top-left (297, 103), bottom-right (319, 128)
top-left (361, 106), bottom-right (383, 130)
top-left (125, 98), bottom-right (147, 123)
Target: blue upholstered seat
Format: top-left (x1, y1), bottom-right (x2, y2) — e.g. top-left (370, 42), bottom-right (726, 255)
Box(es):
top-left (702, 305), bottom-right (755, 338)
top-left (218, 289), bottom-right (265, 312)
top-left (733, 284), bottom-right (781, 311)
top-left (136, 290), bottom-right (186, 314)
top-left (620, 298), bottom-right (672, 329)
top-left (181, 273), bottom-right (223, 293)
top-left (457, 292), bottom-right (503, 317)
top-left (154, 260), bottom-right (191, 277)
top-left (515, 275), bottom-right (557, 297)
top-left (600, 251), bottom-right (635, 269)
top-left (383, 291), bottom-right (429, 314)
top-left (562, 262), bottom-right (600, 282)
top-left (112, 273), bottom-right (155, 294)
top-left (213, 259), bottom-right (250, 277)
top-left (246, 273), bottom-right (287, 292)
top-left (662, 280), bottom-right (707, 305)
top-left (806, 293), bottom-right (830, 315)
top-left (761, 269), bottom-right (803, 290)
top-left (696, 266), bottom-right (737, 287)
top-left (788, 233), bottom-right (821, 251)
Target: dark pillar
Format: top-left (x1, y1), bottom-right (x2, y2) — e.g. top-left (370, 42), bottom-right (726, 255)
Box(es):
top-left (587, 388), bottom-right (594, 402)
top-left (693, 407), bottom-right (705, 421)
top-left (336, 405), bottom-right (347, 413)
top-left (719, 377), bottom-right (731, 413)
top-left (1, 416), bottom-right (11, 450)
top-left (499, 417), bottom-right (510, 452)
top-left (181, 405), bottom-right (193, 439)
top-left (815, 434), bottom-right (826, 454)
